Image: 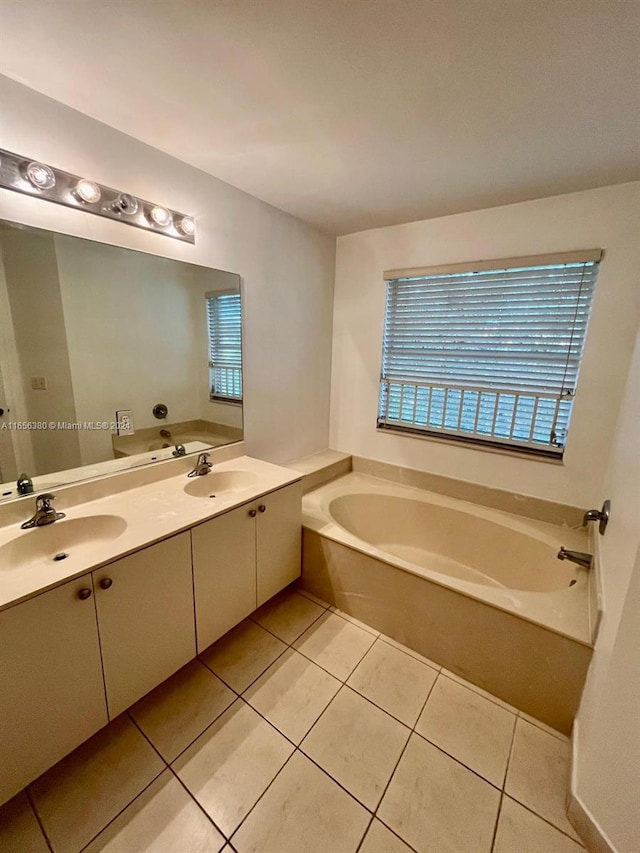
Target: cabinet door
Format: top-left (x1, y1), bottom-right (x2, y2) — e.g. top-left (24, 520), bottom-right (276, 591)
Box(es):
top-left (0, 576), bottom-right (107, 804)
top-left (192, 504), bottom-right (257, 653)
top-left (256, 482), bottom-right (302, 606)
top-left (94, 532), bottom-right (195, 718)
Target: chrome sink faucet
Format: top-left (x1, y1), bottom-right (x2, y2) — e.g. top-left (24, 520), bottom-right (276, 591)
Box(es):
top-left (188, 453), bottom-right (213, 478)
top-left (21, 493), bottom-right (66, 529)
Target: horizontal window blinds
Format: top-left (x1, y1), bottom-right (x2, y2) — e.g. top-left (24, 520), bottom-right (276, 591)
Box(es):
top-left (378, 259), bottom-right (599, 454)
top-left (206, 291), bottom-right (243, 401)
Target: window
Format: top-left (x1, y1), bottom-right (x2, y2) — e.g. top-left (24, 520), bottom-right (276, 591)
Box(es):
top-left (206, 290), bottom-right (243, 402)
top-left (377, 251), bottom-right (600, 457)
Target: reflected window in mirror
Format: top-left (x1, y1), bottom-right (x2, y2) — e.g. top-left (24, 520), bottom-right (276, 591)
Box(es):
top-left (206, 290), bottom-right (243, 403)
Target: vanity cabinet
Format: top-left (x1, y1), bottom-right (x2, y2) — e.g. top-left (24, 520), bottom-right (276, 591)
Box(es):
top-left (0, 574), bottom-right (108, 804)
top-left (192, 481), bottom-right (302, 652)
top-left (256, 482), bottom-right (302, 606)
top-left (93, 532), bottom-right (195, 718)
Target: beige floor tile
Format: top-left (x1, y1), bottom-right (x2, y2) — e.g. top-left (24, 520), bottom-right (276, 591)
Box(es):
top-left (295, 587), bottom-right (331, 608)
top-left (129, 659), bottom-right (235, 762)
top-left (293, 612), bottom-right (376, 680)
top-left (329, 606), bottom-right (379, 635)
top-left (379, 634), bottom-right (442, 669)
top-left (232, 751), bottom-right (370, 853)
top-left (83, 770), bottom-right (225, 852)
top-left (200, 619), bottom-right (288, 693)
top-left (173, 699), bottom-right (293, 837)
top-left (347, 640), bottom-right (438, 726)
top-left (416, 674), bottom-right (516, 786)
top-left (359, 819), bottom-right (414, 853)
top-left (0, 791), bottom-right (49, 853)
top-left (301, 687), bottom-right (410, 809)
top-left (378, 734), bottom-right (500, 853)
top-left (29, 715), bottom-right (165, 853)
top-left (506, 718), bottom-right (581, 841)
top-left (243, 648), bottom-right (341, 743)
top-left (251, 589), bottom-right (325, 643)
top-left (494, 796), bottom-right (585, 852)
top-left (441, 668), bottom-right (518, 713)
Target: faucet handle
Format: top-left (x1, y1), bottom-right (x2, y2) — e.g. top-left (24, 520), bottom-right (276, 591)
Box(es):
top-left (36, 493), bottom-right (55, 507)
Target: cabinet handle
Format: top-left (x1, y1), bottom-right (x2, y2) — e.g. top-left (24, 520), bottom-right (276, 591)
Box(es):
top-left (258, 505), bottom-right (266, 513)
top-left (99, 578), bottom-right (113, 590)
top-left (78, 588), bottom-right (92, 600)
top-left (248, 508), bottom-right (257, 518)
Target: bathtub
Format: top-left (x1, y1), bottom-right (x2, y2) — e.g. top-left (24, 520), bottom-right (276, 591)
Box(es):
top-left (301, 472), bottom-right (596, 733)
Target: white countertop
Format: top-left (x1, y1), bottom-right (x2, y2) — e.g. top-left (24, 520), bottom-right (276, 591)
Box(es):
top-left (0, 455), bottom-right (301, 612)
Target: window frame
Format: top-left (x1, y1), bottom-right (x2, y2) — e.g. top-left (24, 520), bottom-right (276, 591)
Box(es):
top-left (377, 250), bottom-right (601, 459)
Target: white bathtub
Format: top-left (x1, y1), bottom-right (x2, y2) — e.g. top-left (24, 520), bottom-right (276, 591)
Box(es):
top-left (302, 472), bottom-right (596, 731)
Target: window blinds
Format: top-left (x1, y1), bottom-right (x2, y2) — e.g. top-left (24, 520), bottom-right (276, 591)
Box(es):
top-left (206, 291), bottom-right (243, 401)
top-left (378, 257), bottom-right (599, 455)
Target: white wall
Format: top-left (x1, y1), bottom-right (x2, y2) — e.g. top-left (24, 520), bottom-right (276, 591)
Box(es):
top-left (573, 323), bottom-right (640, 852)
top-left (330, 182), bottom-right (640, 507)
top-left (0, 75), bottom-right (335, 466)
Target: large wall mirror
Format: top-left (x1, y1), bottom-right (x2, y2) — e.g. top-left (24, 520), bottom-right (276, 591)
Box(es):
top-left (0, 220), bottom-right (243, 499)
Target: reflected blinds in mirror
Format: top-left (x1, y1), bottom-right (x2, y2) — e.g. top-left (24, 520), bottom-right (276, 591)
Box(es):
top-left (206, 290), bottom-right (243, 402)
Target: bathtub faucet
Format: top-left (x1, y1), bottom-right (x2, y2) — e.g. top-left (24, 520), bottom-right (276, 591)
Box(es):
top-left (557, 547), bottom-right (592, 570)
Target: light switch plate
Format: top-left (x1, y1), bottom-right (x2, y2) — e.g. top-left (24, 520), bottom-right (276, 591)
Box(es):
top-left (116, 409), bottom-right (134, 436)
top-left (31, 376), bottom-right (47, 390)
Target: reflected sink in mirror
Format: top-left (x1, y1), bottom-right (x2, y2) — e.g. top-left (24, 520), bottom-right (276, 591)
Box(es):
top-left (184, 470), bottom-right (259, 498)
top-left (1, 515), bottom-right (128, 572)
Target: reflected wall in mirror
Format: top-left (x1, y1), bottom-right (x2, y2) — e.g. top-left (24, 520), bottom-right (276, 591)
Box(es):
top-left (0, 220), bottom-right (243, 498)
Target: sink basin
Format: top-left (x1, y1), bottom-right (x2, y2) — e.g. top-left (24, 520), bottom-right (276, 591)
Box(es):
top-left (0, 515), bottom-right (128, 572)
top-left (183, 470), bottom-right (259, 498)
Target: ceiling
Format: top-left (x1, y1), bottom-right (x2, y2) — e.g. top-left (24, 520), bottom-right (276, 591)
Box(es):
top-left (1, 0), bottom-right (639, 235)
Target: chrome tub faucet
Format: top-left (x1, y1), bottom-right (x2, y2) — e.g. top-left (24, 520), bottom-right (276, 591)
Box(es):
top-left (21, 493), bottom-right (66, 529)
top-left (557, 547), bottom-right (592, 570)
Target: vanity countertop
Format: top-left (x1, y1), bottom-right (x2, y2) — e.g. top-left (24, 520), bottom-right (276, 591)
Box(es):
top-left (0, 455), bottom-right (301, 612)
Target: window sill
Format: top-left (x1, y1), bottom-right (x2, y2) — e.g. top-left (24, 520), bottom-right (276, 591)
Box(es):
top-left (376, 424), bottom-right (565, 465)
top-left (209, 397), bottom-right (243, 406)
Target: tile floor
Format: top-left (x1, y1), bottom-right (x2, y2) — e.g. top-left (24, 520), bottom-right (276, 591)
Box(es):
top-left (0, 586), bottom-right (586, 853)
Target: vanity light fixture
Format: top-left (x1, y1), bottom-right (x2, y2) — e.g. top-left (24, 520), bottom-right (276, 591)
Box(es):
top-left (74, 179), bottom-right (101, 204)
top-left (0, 148), bottom-right (196, 244)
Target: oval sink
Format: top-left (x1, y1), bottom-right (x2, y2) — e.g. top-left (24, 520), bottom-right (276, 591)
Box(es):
top-left (1, 515), bottom-right (128, 572)
top-left (183, 470), bottom-right (259, 498)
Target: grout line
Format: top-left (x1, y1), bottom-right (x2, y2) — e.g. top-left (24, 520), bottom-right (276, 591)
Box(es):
top-left (490, 792), bottom-right (505, 852)
top-left (75, 765), bottom-right (168, 852)
top-left (502, 794), bottom-right (587, 846)
top-left (410, 728), bottom-right (503, 793)
top-left (198, 641), bottom-right (289, 696)
top-left (228, 749), bottom-right (299, 842)
top-left (24, 787), bottom-right (54, 853)
top-left (294, 587), bottom-right (331, 609)
top-left (165, 764), bottom-right (230, 844)
top-left (354, 814), bottom-right (375, 853)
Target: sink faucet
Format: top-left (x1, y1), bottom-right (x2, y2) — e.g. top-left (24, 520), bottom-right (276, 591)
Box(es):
top-left (21, 493), bottom-right (66, 529)
top-left (557, 547), bottom-right (592, 570)
top-left (188, 453), bottom-right (213, 478)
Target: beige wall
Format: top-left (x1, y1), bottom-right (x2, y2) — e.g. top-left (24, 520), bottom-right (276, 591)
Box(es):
top-left (330, 182), bottom-right (640, 508)
top-left (1, 230), bottom-right (81, 474)
top-left (573, 325), bottom-right (640, 852)
top-left (0, 75), bottom-right (335, 466)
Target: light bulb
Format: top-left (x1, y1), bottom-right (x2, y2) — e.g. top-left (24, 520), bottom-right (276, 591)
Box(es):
top-left (176, 216), bottom-right (195, 237)
top-left (74, 179), bottom-right (101, 204)
top-left (150, 205), bottom-right (171, 227)
top-left (25, 161), bottom-right (56, 190)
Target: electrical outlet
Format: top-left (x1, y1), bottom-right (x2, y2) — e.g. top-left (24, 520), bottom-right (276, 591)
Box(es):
top-left (116, 409), bottom-right (135, 436)
top-left (31, 376), bottom-right (47, 390)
